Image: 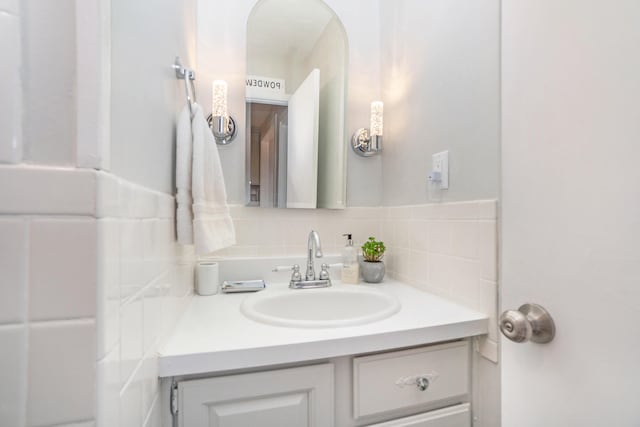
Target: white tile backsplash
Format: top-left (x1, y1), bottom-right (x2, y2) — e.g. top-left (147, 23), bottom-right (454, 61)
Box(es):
top-left (97, 219), bottom-right (121, 359)
top-left (216, 205), bottom-right (382, 258)
top-left (451, 221), bottom-right (479, 259)
top-left (409, 220), bottom-right (428, 252)
top-left (0, 165), bottom-right (194, 427)
top-left (29, 218), bottom-right (97, 321)
top-left (102, 176), bottom-right (193, 427)
top-left (119, 297), bottom-right (143, 386)
top-left (120, 377), bottom-right (142, 427)
top-left (478, 221), bottom-right (498, 281)
top-left (139, 352), bottom-right (159, 422)
top-left (382, 200), bottom-right (499, 362)
top-left (0, 218), bottom-right (28, 324)
top-left (142, 280), bottom-right (163, 355)
top-left (427, 220), bottom-right (453, 254)
top-left (27, 320), bottom-right (96, 426)
top-left (96, 172), bottom-right (121, 218)
top-left (97, 345), bottom-right (120, 427)
top-left (479, 280), bottom-right (499, 342)
top-left (427, 252), bottom-right (453, 296)
top-left (0, 325), bottom-right (27, 426)
top-left (0, 167), bottom-right (97, 215)
top-left (142, 395), bottom-right (161, 427)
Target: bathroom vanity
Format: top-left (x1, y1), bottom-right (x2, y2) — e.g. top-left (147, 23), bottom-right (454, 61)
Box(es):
top-left (159, 279), bottom-right (487, 427)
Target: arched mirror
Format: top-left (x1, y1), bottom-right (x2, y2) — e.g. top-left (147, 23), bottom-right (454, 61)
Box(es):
top-left (245, 0), bottom-right (348, 209)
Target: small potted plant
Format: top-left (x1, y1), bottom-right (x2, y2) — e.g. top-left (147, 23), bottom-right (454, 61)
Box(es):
top-left (360, 236), bottom-right (386, 283)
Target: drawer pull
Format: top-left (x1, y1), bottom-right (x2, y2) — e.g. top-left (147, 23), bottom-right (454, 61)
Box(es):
top-left (416, 377), bottom-right (429, 391)
top-left (394, 371), bottom-right (439, 390)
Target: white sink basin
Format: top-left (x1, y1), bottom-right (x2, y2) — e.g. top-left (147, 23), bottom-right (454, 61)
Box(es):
top-left (240, 285), bottom-right (401, 328)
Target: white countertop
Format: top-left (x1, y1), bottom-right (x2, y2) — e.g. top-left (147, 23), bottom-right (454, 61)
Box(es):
top-left (158, 280), bottom-right (488, 378)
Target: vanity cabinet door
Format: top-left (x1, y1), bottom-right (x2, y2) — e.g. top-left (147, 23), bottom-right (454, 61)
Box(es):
top-left (178, 363), bottom-right (334, 427)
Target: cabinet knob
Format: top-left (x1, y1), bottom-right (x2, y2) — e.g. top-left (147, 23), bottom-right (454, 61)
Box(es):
top-left (416, 377), bottom-right (430, 391)
top-left (499, 303), bottom-right (555, 344)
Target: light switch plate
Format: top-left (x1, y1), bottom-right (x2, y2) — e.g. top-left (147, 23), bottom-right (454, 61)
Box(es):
top-left (432, 151), bottom-right (449, 189)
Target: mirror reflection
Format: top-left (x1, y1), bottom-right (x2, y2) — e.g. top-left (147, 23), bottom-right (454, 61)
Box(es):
top-left (245, 0), bottom-right (348, 209)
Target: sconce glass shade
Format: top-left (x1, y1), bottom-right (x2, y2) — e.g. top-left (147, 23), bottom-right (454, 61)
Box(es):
top-left (352, 100), bottom-right (383, 157)
top-left (370, 101), bottom-right (383, 136)
top-left (212, 80), bottom-right (228, 117)
top-left (208, 79), bottom-right (236, 144)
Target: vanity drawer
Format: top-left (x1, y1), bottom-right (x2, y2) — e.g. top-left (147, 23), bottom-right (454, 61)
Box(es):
top-left (353, 341), bottom-right (469, 418)
top-left (365, 403), bottom-right (470, 427)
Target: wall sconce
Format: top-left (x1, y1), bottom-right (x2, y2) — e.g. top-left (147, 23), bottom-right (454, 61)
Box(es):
top-left (351, 101), bottom-right (383, 157)
top-left (207, 80), bottom-right (237, 145)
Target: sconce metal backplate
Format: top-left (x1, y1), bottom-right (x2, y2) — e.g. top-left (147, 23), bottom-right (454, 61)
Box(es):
top-left (351, 128), bottom-right (382, 157)
top-left (207, 114), bottom-right (237, 145)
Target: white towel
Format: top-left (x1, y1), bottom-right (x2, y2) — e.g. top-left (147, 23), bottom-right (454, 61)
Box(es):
top-left (190, 104), bottom-right (236, 255)
top-left (176, 104), bottom-right (194, 245)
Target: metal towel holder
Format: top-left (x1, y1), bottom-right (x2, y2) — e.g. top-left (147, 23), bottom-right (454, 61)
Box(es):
top-left (173, 57), bottom-right (196, 117)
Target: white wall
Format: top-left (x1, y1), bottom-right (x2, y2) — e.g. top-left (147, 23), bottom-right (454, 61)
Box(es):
top-left (501, 1), bottom-right (640, 425)
top-left (379, 0), bottom-right (500, 205)
top-left (110, 0), bottom-right (196, 193)
top-left (196, 0), bottom-right (382, 206)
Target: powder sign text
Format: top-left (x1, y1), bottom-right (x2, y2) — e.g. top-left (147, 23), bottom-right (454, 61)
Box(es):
top-left (246, 75), bottom-right (285, 94)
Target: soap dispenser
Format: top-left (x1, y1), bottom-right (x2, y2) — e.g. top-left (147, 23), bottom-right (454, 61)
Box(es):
top-left (341, 234), bottom-right (360, 284)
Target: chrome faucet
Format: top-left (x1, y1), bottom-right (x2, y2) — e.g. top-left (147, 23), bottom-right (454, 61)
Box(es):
top-left (306, 230), bottom-right (323, 280)
top-left (272, 230), bottom-right (331, 289)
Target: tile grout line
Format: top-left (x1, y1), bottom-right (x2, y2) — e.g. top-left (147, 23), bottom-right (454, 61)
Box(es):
top-left (22, 218), bottom-right (31, 427)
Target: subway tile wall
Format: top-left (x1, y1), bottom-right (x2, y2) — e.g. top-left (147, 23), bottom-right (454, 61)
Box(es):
top-left (215, 205), bottom-right (383, 258)
top-left (0, 166), bottom-right (194, 427)
top-left (380, 200), bottom-right (499, 361)
top-left (0, 212), bottom-right (98, 426)
top-left (95, 172), bottom-right (194, 427)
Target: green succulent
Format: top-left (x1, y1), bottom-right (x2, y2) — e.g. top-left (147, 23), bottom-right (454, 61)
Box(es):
top-left (361, 237), bottom-right (385, 262)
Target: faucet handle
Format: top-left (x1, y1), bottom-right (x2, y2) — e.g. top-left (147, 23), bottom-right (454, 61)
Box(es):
top-left (319, 263), bottom-right (330, 280)
top-left (291, 264), bottom-right (302, 282)
top-left (273, 264), bottom-right (303, 282)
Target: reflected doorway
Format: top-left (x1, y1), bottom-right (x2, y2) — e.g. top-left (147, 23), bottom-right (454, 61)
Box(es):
top-left (246, 102), bottom-right (288, 207)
